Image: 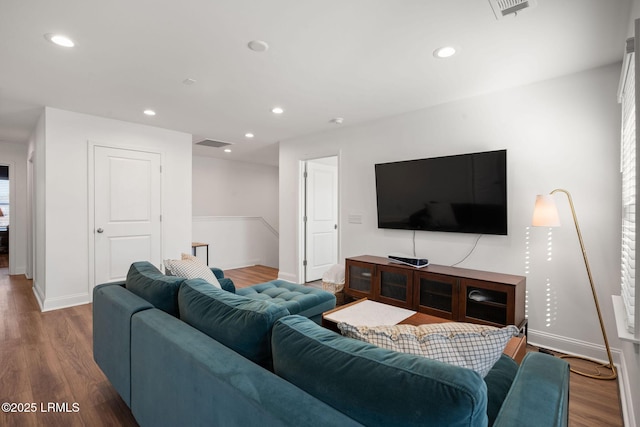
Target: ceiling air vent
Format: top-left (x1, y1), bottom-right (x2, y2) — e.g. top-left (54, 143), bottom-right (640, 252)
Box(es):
top-left (195, 139), bottom-right (233, 148)
top-left (488, 0), bottom-right (537, 20)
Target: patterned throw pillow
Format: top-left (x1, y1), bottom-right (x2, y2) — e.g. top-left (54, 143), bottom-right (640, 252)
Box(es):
top-left (164, 258), bottom-right (221, 289)
top-left (337, 322), bottom-right (518, 377)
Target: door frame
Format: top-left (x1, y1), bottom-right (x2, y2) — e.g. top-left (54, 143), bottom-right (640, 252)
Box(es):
top-left (298, 155), bottom-right (340, 283)
top-left (87, 141), bottom-right (165, 290)
top-left (6, 161), bottom-right (15, 275)
top-left (0, 161), bottom-right (17, 274)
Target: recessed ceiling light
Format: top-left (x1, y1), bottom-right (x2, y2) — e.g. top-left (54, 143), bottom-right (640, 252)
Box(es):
top-left (44, 33), bottom-right (75, 48)
top-left (433, 46), bottom-right (457, 59)
top-left (224, 148), bottom-right (232, 153)
top-left (143, 109), bottom-right (156, 116)
top-left (330, 117), bottom-right (344, 125)
top-left (248, 40), bottom-right (269, 52)
top-left (272, 107), bottom-right (284, 114)
top-left (245, 133), bottom-right (254, 138)
top-left (182, 78), bottom-right (196, 85)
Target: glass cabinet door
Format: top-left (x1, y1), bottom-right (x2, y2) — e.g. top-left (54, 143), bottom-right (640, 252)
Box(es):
top-left (377, 266), bottom-right (412, 308)
top-left (415, 273), bottom-right (458, 319)
top-left (461, 279), bottom-right (511, 326)
top-left (345, 261), bottom-right (375, 298)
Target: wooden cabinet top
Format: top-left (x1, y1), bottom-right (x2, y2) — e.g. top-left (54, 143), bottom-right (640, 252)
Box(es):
top-left (346, 255), bottom-right (525, 286)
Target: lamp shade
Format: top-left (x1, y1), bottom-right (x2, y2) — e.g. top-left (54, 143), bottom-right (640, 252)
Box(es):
top-left (532, 194), bottom-right (561, 227)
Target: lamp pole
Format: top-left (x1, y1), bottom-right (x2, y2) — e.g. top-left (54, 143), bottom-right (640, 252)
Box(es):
top-left (549, 189), bottom-right (616, 380)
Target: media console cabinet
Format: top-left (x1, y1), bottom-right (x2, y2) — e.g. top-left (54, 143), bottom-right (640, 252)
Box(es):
top-left (344, 255), bottom-right (527, 332)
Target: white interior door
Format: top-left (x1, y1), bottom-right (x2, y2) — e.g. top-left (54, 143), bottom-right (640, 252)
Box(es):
top-left (94, 146), bottom-right (162, 284)
top-left (305, 158), bottom-right (338, 282)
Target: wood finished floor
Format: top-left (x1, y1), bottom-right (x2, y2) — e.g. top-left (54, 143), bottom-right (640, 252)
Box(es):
top-left (0, 266), bottom-right (624, 426)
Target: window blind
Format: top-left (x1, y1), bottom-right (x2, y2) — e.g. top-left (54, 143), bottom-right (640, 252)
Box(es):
top-left (621, 42), bottom-right (636, 334)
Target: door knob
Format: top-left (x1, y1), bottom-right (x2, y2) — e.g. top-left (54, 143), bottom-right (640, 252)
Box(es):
top-left (97, 228), bottom-right (104, 233)
top-left (334, 224), bottom-right (338, 229)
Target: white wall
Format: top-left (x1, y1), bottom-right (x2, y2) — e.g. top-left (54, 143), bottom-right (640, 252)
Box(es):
top-left (280, 64), bottom-right (622, 361)
top-left (192, 156), bottom-right (279, 230)
top-left (0, 142), bottom-right (28, 275)
top-left (192, 216), bottom-right (278, 269)
top-left (192, 156), bottom-right (279, 268)
top-left (34, 107), bottom-right (192, 311)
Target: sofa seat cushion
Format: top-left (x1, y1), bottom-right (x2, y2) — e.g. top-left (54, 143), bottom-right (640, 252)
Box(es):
top-left (178, 279), bottom-right (290, 369)
top-left (237, 280), bottom-right (335, 321)
top-left (125, 261), bottom-right (186, 317)
top-left (272, 315), bottom-right (488, 427)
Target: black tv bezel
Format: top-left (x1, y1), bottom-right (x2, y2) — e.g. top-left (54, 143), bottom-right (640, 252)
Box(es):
top-left (374, 149), bottom-right (508, 235)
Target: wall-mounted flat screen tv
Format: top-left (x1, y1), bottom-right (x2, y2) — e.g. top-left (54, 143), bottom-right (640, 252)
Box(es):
top-left (375, 149), bottom-right (507, 235)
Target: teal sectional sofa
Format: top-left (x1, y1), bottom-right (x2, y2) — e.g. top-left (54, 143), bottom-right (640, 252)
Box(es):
top-left (93, 262), bottom-right (570, 427)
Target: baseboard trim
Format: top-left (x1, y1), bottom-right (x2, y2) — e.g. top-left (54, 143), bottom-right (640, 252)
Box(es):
top-left (39, 292), bottom-right (90, 312)
top-left (218, 259), bottom-right (263, 271)
top-left (10, 265), bottom-right (26, 275)
top-left (528, 328), bottom-right (622, 365)
top-left (277, 271), bottom-right (298, 283)
top-left (617, 351), bottom-right (636, 427)
top-left (32, 283), bottom-right (45, 311)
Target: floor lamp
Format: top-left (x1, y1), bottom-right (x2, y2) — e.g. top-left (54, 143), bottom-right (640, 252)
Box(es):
top-left (532, 189), bottom-right (617, 380)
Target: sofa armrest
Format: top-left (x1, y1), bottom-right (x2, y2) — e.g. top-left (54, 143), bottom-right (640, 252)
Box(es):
top-left (493, 352), bottom-right (569, 427)
top-left (210, 267), bottom-right (224, 279)
top-left (93, 282), bottom-right (154, 406)
top-left (218, 277), bottom-right (236, 293)
top-left (210, 267), bottom-right (236, 292)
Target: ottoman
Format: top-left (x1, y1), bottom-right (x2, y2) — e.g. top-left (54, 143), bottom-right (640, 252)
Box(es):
top-left (237, 280), bottom-right (336, 324)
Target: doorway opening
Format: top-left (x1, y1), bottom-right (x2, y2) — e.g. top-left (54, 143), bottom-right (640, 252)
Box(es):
top-left (301, 156), bottom-right (339, 283)
top-left (0, 165), bottom-right (10, 269)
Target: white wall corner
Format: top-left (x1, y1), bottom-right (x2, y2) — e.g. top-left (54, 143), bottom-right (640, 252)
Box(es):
top-left (32, 283), bottom-right (45, 311)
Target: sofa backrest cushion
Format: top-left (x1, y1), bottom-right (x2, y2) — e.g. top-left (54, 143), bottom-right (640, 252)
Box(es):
top-left (178, 279), bottom-right (290, 369)
top-left (272, 315), bottom-right (489, 427)
top-left (125, 261), bottom-right (186, 317)
top-left (484, 354), bottom-right (518, 426)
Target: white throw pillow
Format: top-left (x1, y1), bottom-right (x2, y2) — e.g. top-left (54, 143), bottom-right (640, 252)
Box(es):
top-left (181, 252), bottom-right (204, 264)
top-left (337, 322), bottom-right (518, 377)
top-left (164, 258), bottom-right (221, 289)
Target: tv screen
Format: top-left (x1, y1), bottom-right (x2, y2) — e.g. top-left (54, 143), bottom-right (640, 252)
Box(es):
top-left (375, 149), bottom-right (507, 235)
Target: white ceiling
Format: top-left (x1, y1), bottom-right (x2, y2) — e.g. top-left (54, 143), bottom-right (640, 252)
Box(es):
top-left (0, 0), bottom-right (632, 166)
